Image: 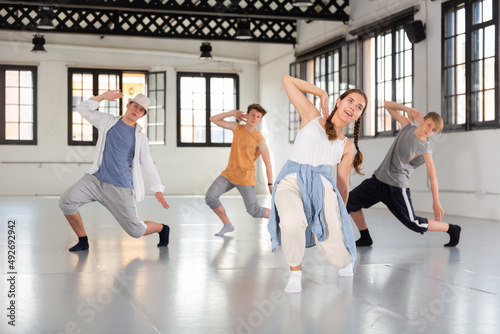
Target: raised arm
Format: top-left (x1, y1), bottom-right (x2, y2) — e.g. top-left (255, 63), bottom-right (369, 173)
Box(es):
top-left (209, 110), bottom-right (243, 131)
top-left (76, 90), bottom-right (123, 127)
top-left (423, 153), bottom-right (443, 221)
top-left (283, 75), bottom-right (328, 128)
top-left (384, 101), bottom-right (424, 128)
top-left (336, 140), bottom-right (355, 205)
top-left (258, 140), bottom-right (273, 194)
top-left (91, 90), bottom-right (123, 103)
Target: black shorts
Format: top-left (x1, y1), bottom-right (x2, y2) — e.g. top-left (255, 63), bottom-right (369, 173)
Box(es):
top-left (346, 175), bottom-right (428, 233)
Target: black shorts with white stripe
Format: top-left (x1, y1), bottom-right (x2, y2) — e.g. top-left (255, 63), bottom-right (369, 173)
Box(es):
top-left (346, 175), bottom-right (428, 234)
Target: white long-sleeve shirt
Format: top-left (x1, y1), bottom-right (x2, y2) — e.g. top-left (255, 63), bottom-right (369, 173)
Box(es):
top-left (76, 98), bottom-right (165, 201)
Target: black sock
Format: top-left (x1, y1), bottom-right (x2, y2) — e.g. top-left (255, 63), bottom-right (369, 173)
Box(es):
top-left (356, 229), bottom-right (373, 247)
top-left (157, 224), bottom-right (170, 247)
top-left (69, 236), bottom-right (89, 252)
top-left (444, 224), bottom-right (461, 247)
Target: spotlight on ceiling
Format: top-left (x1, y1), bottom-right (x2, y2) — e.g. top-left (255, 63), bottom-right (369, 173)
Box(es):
top-left (31, 34), bottom-right (47, 53)
top-left (200, 42), bottom-right (212, 60)
top-left (236, 19), bottom-right (252, 40)
top-left (293, 0), bottom-right (313, 7)
top-left (37, 7), bottom-right (55, 30)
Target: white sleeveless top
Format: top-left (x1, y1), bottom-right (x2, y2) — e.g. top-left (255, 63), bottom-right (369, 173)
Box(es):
top-left (286, 116), bottom-right (347, 187)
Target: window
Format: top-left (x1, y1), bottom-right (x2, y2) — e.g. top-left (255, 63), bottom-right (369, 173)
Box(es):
top-left (68, 69), bottom-right (166, 145)
top-left (289, 40), bottom-right (357, 141)
top-left (177, 72), bottom-right (238, 147)
top-left (147, 72), bottom-right (166, 144)
top-left (361, 17), bottom-right (413, 137)
top-left (0, 65), bottom-right (37, 145)
top-left (443, 0), bottom-right (498, 131)
top-left (69, 69), bottom-right (122, 145)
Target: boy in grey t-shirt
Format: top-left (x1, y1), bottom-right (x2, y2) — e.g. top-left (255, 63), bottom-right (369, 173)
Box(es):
top-left (346, 101), bottom-right (461, 247)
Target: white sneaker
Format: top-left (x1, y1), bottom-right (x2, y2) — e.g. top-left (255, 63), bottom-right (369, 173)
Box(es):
top-left (338, 263), bottom-right (354, 277)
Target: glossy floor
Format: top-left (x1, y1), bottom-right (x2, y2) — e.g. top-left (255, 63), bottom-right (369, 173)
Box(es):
top-left (0, 196), bottom-right (499, 334)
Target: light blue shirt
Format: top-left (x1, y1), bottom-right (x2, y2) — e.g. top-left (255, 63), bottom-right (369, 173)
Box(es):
top-left (267, 160), bottom-right (357, 271)
top-left (94, 119), bottom-right (136, 188)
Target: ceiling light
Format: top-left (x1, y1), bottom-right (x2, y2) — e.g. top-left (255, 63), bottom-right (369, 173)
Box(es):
top-left (236, 20), bottom-right (252, 40)
top-left (200, 42), bottom-right (212, 60)
top-left (293, 0), bottom-right (313, 7)
top-left (31, 34), bottom-right (47, 53)
top-left (37, 7), bottom-right (55, 30)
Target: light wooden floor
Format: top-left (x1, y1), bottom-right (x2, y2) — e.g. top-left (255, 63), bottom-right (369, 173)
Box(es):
top-left (0, 195), bottom-right (499, 334)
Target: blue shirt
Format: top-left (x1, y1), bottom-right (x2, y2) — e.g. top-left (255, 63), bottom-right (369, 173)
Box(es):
top-left (94, 119), bottom-right (136, 188)
top-left (267, 160), bottom-right (357, 271)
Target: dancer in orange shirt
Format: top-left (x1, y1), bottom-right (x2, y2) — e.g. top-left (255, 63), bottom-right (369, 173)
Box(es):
top-left (205, 104), bottom-right (273, 236)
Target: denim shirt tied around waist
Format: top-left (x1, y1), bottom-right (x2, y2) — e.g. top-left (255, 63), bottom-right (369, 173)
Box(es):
top-left (267, 160), bottom-right (357, 271)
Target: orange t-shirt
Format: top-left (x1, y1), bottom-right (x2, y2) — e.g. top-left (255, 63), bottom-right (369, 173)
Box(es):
top-left (220, 124), bottom-right (265, 186)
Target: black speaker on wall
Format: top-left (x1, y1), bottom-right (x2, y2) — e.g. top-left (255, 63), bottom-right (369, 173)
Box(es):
top-left (404, 20), bottom-right (426, 44)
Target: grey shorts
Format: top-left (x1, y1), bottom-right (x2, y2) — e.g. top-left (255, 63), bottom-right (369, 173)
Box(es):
top-left (59, 173), bottom-right (147, 238)
top-left (205, 176), bottom-right (266, 218)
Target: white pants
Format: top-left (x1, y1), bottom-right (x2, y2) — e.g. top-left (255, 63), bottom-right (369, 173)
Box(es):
top-left (275, 177), bottom-right (352, 269)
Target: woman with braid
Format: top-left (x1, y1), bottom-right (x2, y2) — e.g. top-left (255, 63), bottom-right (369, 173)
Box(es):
top-left (268, 75), bottom-right (367, 293)
top-left (347, 101), bottom-right (461, 247)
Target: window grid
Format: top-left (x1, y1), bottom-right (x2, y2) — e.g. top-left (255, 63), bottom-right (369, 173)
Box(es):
top-left (210, 77), bottom-right (236, 144)
top-left (98, 74), bottom-right (120, 116)
top-left (470, 0), bottom-right (496, 124)
top-left (376, 30), bottom-right (395, 134)
top-left (177, 72), bottom-right (239, 147)
top-left (147, 72), bottom-right (166, 145)
top-left (288, 40), bottom-right (357, 141)
top-left (442, 0), bottom-right (498, 131)
top-left (69, 69), bottom-right (121, 145)
top-left (443, 3), bottom-right (467, 127)
top-left (368, 21), bottom-right (413, 137)
top-left (0, 66), bottom-right (37, 145)
top-left (341, 42), bottom-right (358, 135)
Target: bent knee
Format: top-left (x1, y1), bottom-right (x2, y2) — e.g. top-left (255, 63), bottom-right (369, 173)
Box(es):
top-left (127, 228), bottom-right (145, 238)
top-left (123, 222), bottom-right (146, 238)
top-left (205, 194), bottom-right (220, 209)
top-left (58, 197), bottom-right (77, 215)
top-left (247, 205), bottom-right (265, 218)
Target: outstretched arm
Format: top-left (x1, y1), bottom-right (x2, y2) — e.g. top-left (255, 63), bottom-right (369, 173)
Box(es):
top-left (424, 153), bottom-right (443, 221)
top-left (384, 101), bottom-right (424, 128)
top-left (283, 75), bottom-right (328, 128)
top-left (209, 110), bottom-right (243, 131)
top-left (258, 140), bottom-right (273, 194)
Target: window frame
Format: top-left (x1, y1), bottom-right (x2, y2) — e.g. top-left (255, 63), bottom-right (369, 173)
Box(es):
top-left (360, 16), bottom-right (414, 138)
top-left (147, 71), bottom-right (167, 145)
top-left (67, 68), bottom-right (158, 146)
top-left (441, 0), bottom-right (499, 132)
top-left (176, 72), bottom-right (239, 147)
top-left (67, 68), bottom-right (123, 146)
top-left (0, 65), bottom-right (38, 145)
top-left (289, 39), bottom-right (358, 142)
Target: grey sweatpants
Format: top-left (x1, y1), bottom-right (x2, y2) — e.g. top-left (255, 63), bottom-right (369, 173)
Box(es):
top-left (205, 176), bottom-right (267, 218)
top-left (59, 173), bottom-right (147, 238)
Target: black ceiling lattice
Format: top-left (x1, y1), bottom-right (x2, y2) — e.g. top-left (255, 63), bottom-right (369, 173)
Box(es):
top-left (0, 0), bottom-right (350, 44)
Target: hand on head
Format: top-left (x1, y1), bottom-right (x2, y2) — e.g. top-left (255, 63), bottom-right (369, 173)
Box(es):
top-left (103, 90), bottom-right (124, 102)
top-left (407, 107), bottom-right (424, 124)
top-left (233, 110), bottom-right (245, 122)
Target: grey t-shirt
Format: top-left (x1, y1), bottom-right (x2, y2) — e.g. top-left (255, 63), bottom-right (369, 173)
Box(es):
top-left (374, 124), bottom-right (432, 188)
